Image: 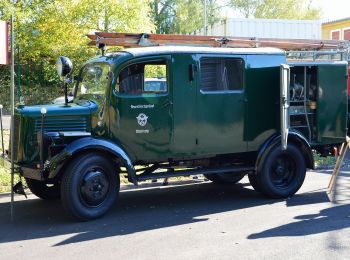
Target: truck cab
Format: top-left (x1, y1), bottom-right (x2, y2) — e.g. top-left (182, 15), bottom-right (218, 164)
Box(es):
top-left (8, 46), bottom-right (348, 220)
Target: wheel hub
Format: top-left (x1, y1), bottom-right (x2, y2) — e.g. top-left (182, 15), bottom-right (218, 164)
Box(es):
top-left (276, 165), bottom-right (285, 175)
top-left (271, 155), bottom-right (296, 188)
top-left (80, 170), bottom-right (109, 207)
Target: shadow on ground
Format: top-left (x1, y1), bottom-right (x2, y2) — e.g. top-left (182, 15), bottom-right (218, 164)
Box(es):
top-left (0, 181), bottom-right (274, 246)
top-left (248, 185), bottom-right (350, 240)
top-left (0, 180), bottom-right (347, 246)
top-left (248, 202), bottom-right (350, 239)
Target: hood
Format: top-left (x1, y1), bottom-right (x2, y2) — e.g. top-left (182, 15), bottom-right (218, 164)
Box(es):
top-left (15, 101), bottom-right (97, 117)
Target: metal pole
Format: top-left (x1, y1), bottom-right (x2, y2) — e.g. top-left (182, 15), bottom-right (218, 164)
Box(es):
top-left (10, 15), bottom-right (15, 221)
top-left (204, 0), bottom-right (207, 36)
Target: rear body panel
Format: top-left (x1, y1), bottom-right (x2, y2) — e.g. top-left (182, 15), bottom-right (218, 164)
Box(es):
top-left (317, 64), bottom-right (348, 143)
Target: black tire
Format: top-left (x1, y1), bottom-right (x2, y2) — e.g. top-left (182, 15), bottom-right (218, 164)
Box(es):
top-left (25, 178), bottom-right (60, 200)
top-left (253, 143), bottom-right (306, 199)
top-left (61, 153), bottom-right (120, 221)
top-left (204, 172), bottom-right (246, 184)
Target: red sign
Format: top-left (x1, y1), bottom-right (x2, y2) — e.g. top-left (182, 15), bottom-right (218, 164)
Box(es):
top-left (0, 20), bottom-right (9, 65)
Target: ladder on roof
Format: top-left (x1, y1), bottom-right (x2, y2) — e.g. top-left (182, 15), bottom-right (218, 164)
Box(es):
top-left (87, 32), bottom-right (350, 51)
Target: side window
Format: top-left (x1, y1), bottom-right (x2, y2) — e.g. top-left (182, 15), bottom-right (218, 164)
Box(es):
top-left (200, 57), bottom-right (244, 92)
top-left (117, 61), bottom-right (167, 94)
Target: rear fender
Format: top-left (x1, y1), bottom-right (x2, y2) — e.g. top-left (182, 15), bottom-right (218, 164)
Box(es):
top-left (255, 131), bottom-right (314, 174)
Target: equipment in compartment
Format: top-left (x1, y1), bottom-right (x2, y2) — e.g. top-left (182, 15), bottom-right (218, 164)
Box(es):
top-left (289, 65), bottom-right (318, 141)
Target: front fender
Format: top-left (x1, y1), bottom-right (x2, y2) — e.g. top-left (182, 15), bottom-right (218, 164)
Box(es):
top-left (255, 131), bottom-right (314, 173)
top-left (45, 137), bottom-right (137, 185)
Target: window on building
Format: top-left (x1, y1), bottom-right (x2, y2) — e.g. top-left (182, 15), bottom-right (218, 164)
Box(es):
top-left (200, 57), bottom-right (244, 92)
top-left (344, 29), bottom-right (350, 40)
top-left (117, 61), bottom-right (167, 94)
top-left (331, 30), bottom-right (340, 40)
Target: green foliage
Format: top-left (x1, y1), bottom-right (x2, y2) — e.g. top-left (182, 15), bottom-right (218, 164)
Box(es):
top-left (0, 0), bottom-right (154, 112)
top-left (144, 64), bottom-right (166, 78)
top-left (229, 0), bottom-right (321, 19)
top-left (229, 0), bottom-right (259, 18)
top-left (149, 0), bottom-right (221, 34)
top-left (0, 130), bottom-right (20, 192)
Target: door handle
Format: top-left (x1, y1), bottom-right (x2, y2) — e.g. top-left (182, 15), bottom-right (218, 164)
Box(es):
top-left (162, 99), bottom-right (173, 108)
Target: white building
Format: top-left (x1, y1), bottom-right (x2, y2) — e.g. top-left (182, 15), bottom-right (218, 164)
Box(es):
top-left (194, 18), bottom-right (321, 39)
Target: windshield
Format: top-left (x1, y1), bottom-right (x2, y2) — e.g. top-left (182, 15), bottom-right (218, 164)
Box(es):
top-left (75, 64), bottom-right (111, 97)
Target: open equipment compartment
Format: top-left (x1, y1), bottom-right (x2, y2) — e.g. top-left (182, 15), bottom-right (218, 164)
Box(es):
top-left (288, 64), bottom-right (318, 143)
top-left (288, 61), bottom-right (348, 146)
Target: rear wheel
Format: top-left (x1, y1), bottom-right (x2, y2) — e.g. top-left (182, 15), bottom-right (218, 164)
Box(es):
top-left (204, 172), bottom-right (246, 184)
top-left (252, 143), bottom-right (306, 198)
top-left (61, 153), bottom-right (120, 221)
top-left (25, 178), bottom-right (60, 200)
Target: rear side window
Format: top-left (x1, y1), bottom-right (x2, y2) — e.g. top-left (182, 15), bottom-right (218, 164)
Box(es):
top-left (200, 57), bottom-right (244, 92)
top-left (117, 61), bottom-right (167, 94)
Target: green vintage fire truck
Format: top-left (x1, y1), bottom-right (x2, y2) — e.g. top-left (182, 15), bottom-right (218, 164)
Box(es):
top-left (3, 34), bottom-right (348, 220)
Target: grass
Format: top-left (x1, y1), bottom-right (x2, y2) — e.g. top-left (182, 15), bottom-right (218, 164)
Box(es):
top-left (0, 129), bottom-right (20, 193)
top-left (0, 127), bottom-right (340, 193)
top-left (313, 152), bottom-right (338, 168)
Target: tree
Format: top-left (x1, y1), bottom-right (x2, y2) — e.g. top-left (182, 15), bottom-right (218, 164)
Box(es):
top-left (149, 0), bottom-right (176, 34)
top-left (229, 0), bottom-right (321, 19)
top-left (228, 0), bottom-right (259, 18)
top-left (149, 0), bottom-right (221, 34)
top-left (0, 0), bottom-right (154, 108)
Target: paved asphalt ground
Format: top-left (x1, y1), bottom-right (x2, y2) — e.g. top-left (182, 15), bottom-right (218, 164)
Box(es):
top-left (0, 170), bottom-right (349, 260)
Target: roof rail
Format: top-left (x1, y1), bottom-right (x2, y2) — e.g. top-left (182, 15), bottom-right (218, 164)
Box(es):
top-left (287, 50), bottom-right (350, 62)
top-left (87, 32), bottom-right (350, 51)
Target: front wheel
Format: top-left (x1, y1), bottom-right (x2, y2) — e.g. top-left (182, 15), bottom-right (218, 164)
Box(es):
top-left (252, 143), bottom-right (306, 198)
top-left (25, 178), bottom-right (60, 200)
top-left (61, 153), bottom-right (120, 221)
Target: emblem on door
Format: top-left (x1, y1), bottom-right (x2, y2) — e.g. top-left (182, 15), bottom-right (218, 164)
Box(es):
top-left (136, 113), bottom-right (148, 126)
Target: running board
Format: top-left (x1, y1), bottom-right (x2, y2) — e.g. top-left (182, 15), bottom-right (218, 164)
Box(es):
top-left (137, 166), bottom-right (254, 182)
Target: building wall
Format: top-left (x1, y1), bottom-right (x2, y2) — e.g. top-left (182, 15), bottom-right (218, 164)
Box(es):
top-left (193, 18), bottom-right (321, 39)
top-left (322, 18), bottom-right (350, 40)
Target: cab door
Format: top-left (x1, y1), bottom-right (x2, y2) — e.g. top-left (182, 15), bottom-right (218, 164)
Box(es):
top-left (196, 55), bottom-right (247, 154)
top-left (109, 56), bottom-right (173, 162)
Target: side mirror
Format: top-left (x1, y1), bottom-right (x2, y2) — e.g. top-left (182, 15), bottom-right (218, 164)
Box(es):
top-left (56, 56), bottom-right (73, 79)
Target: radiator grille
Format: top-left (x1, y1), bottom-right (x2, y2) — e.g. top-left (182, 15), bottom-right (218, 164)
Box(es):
top-left (34, 116), bottom-right (88, 133)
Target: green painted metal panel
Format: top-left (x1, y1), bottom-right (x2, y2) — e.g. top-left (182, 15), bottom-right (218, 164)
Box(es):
top-left (109, 55), bottom-right (173, 162)
top-left (245, 54), bottom-right (287, 151)
top-left (171, 54), bottom-right (198, 156)
top-left (195, 54), bottom-right (247, 154)
top-left (14, 103), bottom-right (93, 163)
top-left (317, 63), bottom-right (348, 143)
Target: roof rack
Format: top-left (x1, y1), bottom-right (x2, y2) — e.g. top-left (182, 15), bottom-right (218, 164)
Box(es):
top-left (87, 32), bottom-right (350, 51)
top-left (287, 50), bottom-right (349, 62)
